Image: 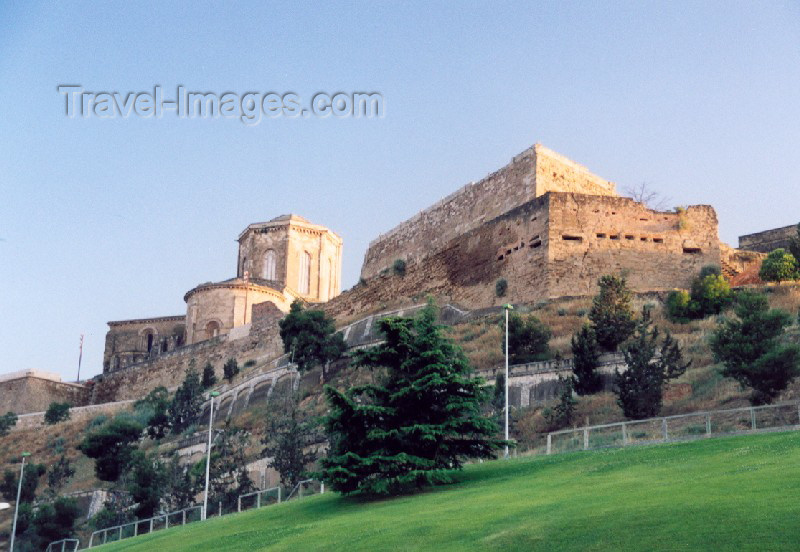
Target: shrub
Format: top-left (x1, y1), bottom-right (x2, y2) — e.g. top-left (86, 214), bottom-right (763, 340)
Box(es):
top-left (78, 417), bottom-right (143, 482)
top-left (168, 366), bottom-right (203, 434)
top-left (392, 258), bottom-right (407, 276)
top-left (44, 402), bottom-right (71, 425)
top-left (201, 362), bottom-right (217, 389)
top-left (665, 290), bottom-right (691, 323)
top-left (710, 291), bottom-right (800, 404)
top-left (223, 358), bottom-right (240, 382)
top-left (557, 308), bottom-right (567, 316)
top-left (243, 359), bottom-right (256, 368)
top-left (544, 377), bottom-right (577, 431)
top-left (759, 249), bottom-right (799, 282)
top-left (0, 411), bottom-right (17, 436)
top-left (589, 275), bottom-right (636, 351)
top-left (88, 414), bottom-right (108, 428)
top-left (571, 325), bottom-right (602, 395)
top-left (495, 278), bottom-right (508, 297)
top-left (665, 268), bottom-right (732, 323)
top-left (503, 313), bottom-right (552, 364)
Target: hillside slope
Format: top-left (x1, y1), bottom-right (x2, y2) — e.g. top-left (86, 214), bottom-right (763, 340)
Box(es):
top-left (100, 431), bottom-right (800, 551)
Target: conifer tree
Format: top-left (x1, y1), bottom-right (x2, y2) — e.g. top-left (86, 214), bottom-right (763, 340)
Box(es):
top-left (589, 275), bottom-right (636, 351)
top-left (614, 308), bottom-right (689, 419)
top-left (571, 325), bottom-right (602, 395)
top-left (201, 362), bottom-right (217, 389)
top-left (320, 301), bottom-right (502, 496)
top-left (169, 365), bottom-right (203, 433)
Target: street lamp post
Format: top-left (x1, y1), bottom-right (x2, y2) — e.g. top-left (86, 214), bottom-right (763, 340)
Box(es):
top-left (503, 304), bottom-right (513, 459)
top-left (10, 452), bottom-right (30, 552)
top-left (202, 392), bottom-right (220, 521)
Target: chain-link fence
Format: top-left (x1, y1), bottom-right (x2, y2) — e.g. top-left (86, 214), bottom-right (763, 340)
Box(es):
top-left (87, 505), bottom-right (203, 547)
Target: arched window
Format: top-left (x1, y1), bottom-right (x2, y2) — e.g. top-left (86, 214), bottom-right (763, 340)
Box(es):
top-left (299, 251), bottom-right (311, 294)
top-left (145, 332), bottom-right (154, 353)
top-left (205, 321), bottom-right (220, 340)
top-left (263, 250), bottom-right (277, 281)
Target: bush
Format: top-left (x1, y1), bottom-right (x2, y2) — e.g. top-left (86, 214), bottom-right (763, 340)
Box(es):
top-left (759, 249), bottom-right (799, 282)
top-left (169, 366), bottom-right (203, 433)
top-left (78, 417), bottom-right (143, 482)
top-left (589, 275), bottom-right (636, 351)
top-left (710, 291), bottom-right (800, 404)
top-left (544, 377), bottom-right (577, 431)
top-left (44, 402), bottom-right (71, 425)
top-left (392, 258), bottom-right (407, 276)
top-left (665, 268), bottom-right (732, 323)
top-left (503, 313), bottom-right (552, 364)
top-left (201, 362), bottom-right (217, 389)
top-left (495, 278), bottom-right (508, 297)
top-left (0, 411), bottom-right (17, 436)
top-left (223, 358), bottom-right (240, 382)
top-left (665, 290), bottom-right (692, 323)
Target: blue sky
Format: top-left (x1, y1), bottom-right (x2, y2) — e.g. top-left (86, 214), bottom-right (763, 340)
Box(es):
top-left (1, 1), bottom-right (798, 381)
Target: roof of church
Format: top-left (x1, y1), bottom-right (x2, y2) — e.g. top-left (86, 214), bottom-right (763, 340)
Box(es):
top-left (237, 214), bottom-right (341, 241)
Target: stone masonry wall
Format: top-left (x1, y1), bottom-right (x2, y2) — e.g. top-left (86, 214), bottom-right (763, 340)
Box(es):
top-left (92, 318), bottom-right (283, 403)
top-left (739, 223), bottom-right (798, 253)
top-left (327, 193), bottom-right (722, 322)
top-left (360, 144), bottom-right (615, 280)
top-left (545, 194), bottom-right (721, 297)
top-left (0, 376), bottom-right (91, 415)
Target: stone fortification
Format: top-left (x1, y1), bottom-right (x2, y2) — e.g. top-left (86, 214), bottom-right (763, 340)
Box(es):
top-left (360, 144), bottom-right (615, 280)
top-left (0, 371), bottom-right (90, 415)
top-left (739, 223), bottom-right (798, 253)
top-left (92, 303), bottom-right (284, 403)
top-left (328, 192), bottom-right (723, 320)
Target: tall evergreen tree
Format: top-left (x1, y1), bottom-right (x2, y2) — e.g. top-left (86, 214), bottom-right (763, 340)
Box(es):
top-left (201, 362), bottom-right (218, 389)
top-left (570, 325), bottom-right (602, 395)
top-left (169, 365), bottom-right (204, 433)
top-left (261, 390), bottom-right (319, 489)
top-left (502, 313), bottom-right (551, 364)
top-left (710, 292), bottom-right (800, 404)
top-left (320, 301), bottom-right (503, 496)
top-left (614, 308), bottom-right (690, 419)
top-left (589, 275), bottom-right (636, 351)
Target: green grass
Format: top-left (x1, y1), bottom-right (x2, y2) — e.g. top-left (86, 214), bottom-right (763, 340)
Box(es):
top-left (99, 431), bottom-right (800, 551)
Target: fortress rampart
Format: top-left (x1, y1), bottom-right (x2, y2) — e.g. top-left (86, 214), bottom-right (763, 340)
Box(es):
top-left (360, 144), bottom-right (615, 280)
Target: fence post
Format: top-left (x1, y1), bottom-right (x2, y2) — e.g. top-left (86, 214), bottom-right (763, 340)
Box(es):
top-left (299, 483), bottom-right (303, 499)
top-left (119, 526), bottom-right (123, 541)
top-left (583, 428), bottom-right (589, 451)
top-left (546, 434), bottom-right (552, 455)
top-left (165, 513), bottom-right (169, 530)
top-left (706, 413), bottom-right (711, 436)
top-left (134, 521), bottom-right (138, 537)
top-left (622, 423), bottom-right (627, 446)
top-left (257, 492), bottom-right (261, 509)
top-left (751, 407), bottom-right (757, 430)
top-left (321, 481), bottom-right (325, 494)
top-left (183, 509), bottom-right (187, 525)
top-left (150, 518), bottom-right (154, 533)
top-left (238, 496), bottom-right (242, 513)
top-left (278, 487), bottom-right (282, 503)
top-left (662, 418), bottom-right (668, 441)
top-left (219, 501), bottom-right (222, 517)
top-left (103, 529), bottom-right (108, 544)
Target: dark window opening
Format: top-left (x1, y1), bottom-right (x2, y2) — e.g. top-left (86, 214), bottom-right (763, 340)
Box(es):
top-left (513, 246), bottom-right (519, 251)
top-left (640, 218), bottom-right (649, 221)
top-left (161, 340), bottom-right (168, 353)
top-left (498, 255), bottom-right (504, 261)
top-left (625, 235), bottom-right (635, 240)
top-left (146, 333), bottom-right (154, 353)
top-left (506, 249), bottom-right (512, 255)
top-left (610, 235), bottom-right (620, 240)
top-left (530, 240), bottom-right (542, 248)
top-left (683, 247), bottom-right (702, 254)
top-left (531, 216), bottom-right (537, 222)
top-left (640, 237), bottom-right (648, 242)
top-left (596, 233), bottom-right (606, 239)
top-left (653, 237), bottom-right (664, 243)
top-left (562, 235), bottom-right (583, 242)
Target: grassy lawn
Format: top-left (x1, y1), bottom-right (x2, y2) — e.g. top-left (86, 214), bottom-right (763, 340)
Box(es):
top-left (99, 431), bottom-right (800, 551)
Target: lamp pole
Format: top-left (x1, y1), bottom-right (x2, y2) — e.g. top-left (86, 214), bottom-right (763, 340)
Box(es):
top-left (10, 452), bottom-right (30, 552)
top-left (503, 304), bottom-right (513, 459)
top-left (202, 392), bottom-right (220, 520)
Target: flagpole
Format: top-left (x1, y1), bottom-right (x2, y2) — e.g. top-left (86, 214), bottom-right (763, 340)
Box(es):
top-left (77, 334), bottom-right (84, 383)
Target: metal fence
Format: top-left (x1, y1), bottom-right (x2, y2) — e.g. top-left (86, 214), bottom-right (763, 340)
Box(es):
top-left (547, 401), bottom-right (800, 455)
top-left (237, 486), bottom-right (281, 512)
top-left (285, 479), bottom-right (324, 501)
top-left (46, 538), bottom-right (80, 552)
top-left (87, 505), bottom-right (203, 548)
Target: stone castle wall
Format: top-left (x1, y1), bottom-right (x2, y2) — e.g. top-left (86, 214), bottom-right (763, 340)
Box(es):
top-left (0, 374), bottom-right (91, 415)
top-left (360, 144), bottom-right (615, 280)
top-left (739, 223), bottom-right (798, 253)
top-left (92, 312), bottom-right (284, 403)
top-left (104, 315), bottom-right (186, 373)
top-left (327, 193), bottom-right (721, 321)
